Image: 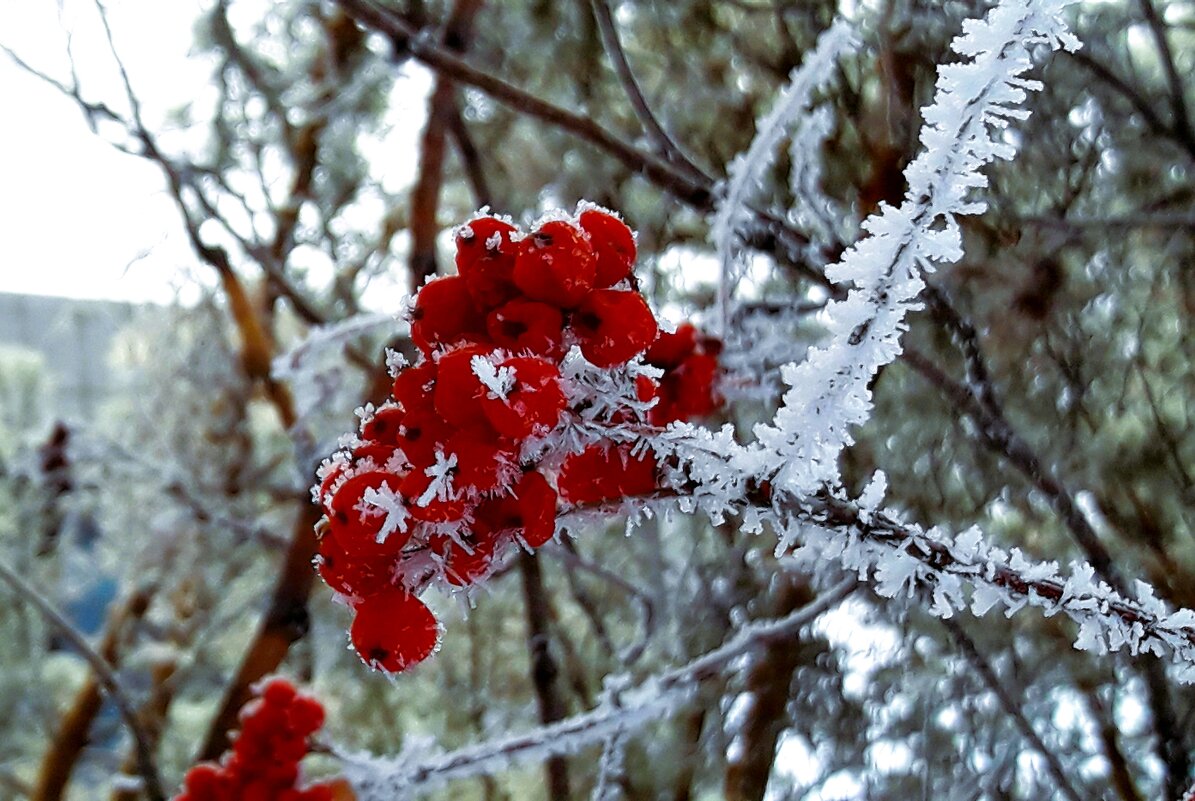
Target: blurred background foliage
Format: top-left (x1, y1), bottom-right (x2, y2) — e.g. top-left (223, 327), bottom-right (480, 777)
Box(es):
top-left (1, 0), bottom-right (1194, 800)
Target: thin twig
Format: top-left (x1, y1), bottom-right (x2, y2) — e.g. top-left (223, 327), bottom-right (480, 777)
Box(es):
top-left (588, 0), bottom-right (711, 183)
top-left (941, 618), bottom-right (1086, 801)
top-left (0, 563), bottom-right (166, 801)
top-left (1135, 0), bottom-right (1195, 157)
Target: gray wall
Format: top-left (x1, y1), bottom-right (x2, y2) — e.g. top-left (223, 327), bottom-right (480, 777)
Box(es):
top-left (0, 291), bottom-right (140, 422)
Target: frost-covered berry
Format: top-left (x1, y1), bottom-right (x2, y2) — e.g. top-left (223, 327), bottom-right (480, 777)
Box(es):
top-left (455, 215), bottom-right (520, 309)
top-left (350, 589), bottom-right (439, 672)
top-left (410, 275), bottom-right (484, 354)
top-left (512, 220), bottom-right (597, 308)
top-left (572, 289), bottom-right (658, 368)
top-left (579, 208), bottom-right (636, 288)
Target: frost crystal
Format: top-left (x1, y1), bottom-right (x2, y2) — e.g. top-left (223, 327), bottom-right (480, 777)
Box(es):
top-left (363, 482), bottom-right (410, 544)
top-left (417, 450), bottom-right (459, 507)
top-left (471, 353), bottom-right (516, 400)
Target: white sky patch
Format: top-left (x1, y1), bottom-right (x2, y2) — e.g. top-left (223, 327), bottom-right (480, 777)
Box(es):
top-left (0, 3), bottom-right (432, 306)
top-left (472, 353), bottom-right (515, 399)
top-left (0, 0), bottom-right (212, 304)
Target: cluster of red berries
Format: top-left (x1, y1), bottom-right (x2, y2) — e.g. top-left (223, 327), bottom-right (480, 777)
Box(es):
top-left (644, 323), bottom-right (723, 425)
top-left (174, 678), bottom-right (333, 801)
top-left (313, 204), bottom-right (722, 673)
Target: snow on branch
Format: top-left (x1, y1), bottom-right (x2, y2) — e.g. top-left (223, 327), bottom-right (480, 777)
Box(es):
top-left (712, 20), bottom-right (857, 328)
top-left (620, 420), bottom-right (1195, 682)
top-left (335, 581), bottom-right (855, 800)
top-left (755, 0), bottom-right (1081, 499)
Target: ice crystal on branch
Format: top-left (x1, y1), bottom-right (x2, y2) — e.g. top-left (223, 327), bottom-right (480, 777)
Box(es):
top-left (712, 20), bottom-right (858, 328)
top-left (755, 0), bottom-right (1081, 499)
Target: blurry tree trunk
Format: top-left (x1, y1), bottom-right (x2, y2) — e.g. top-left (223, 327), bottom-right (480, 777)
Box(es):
top-left (408, 0), bottom-right (483, 291)
top-left (518, 551), bottom-right (571, 801)
top-left (723, 577), bottom-right (815, 801)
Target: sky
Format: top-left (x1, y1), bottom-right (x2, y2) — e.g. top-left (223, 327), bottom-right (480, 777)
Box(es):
top-left (0, 0), bottom-right (429, 307)
top-left (0, 0), bottom-right (209, 303)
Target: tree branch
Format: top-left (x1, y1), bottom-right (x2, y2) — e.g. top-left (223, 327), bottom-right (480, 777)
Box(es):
top-left (0, 564), bottom-right (166, 801)
top-left (941, 618), bottom-right (1086, 801)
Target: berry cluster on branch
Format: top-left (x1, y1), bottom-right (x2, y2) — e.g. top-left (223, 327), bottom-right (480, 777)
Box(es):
top-left (175, 678), bottom-right (333, 801)
top-left (313, 204), bottom-right (722, 673)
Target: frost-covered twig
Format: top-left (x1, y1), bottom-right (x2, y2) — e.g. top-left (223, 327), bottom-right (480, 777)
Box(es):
top-left (337, 580), bottom-right (853, 800)
top-left (271, 312), bottom-right (398, 382)
top-left (786, 104), bottom-right (845, 249)
top-left (595, 417), bottom-right (1195, 681)
top-left (755, 0), bottom-right (1080, 498)
top-left (712, 20), bottom-right (857, 329)
top-left (0, 561), bottom-right (167, 801)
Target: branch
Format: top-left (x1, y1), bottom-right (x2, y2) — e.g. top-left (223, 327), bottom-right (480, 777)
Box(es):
top-left (941, 618), bottom-right (1086, 801)
top-left (33, 586), bottom-right (155, 801)
top-left (518, 552), bottom-right (571, 801)
top-left (0, 563), bottom-right (166, 801)
top-left (337, 580), bottom-right (854, 800)
top-left (1135, 0), bottom-right (1195, 157)
top-left (334, 0), bottom-right (710, 207)
top-left (588, 0), bottom-right (710, 183)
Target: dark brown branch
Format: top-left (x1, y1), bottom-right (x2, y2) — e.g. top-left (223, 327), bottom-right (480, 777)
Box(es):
top-left (588, 0), bottom-right (711, 184)
top-left (1084, 689), bottom-right (1145, 801)
top-left (33, 586), bottom-right (155, 801)
top-left (1065, 49), bottom-right (1195, 162)
top-left (408, 0), bottom-right (483, 292)
top-left (1135, 0), bottom-right (1195, 158)
top-left (448, 101), bottom-right (492, 208)
top-left (336, 0), bottom-right (711, 208)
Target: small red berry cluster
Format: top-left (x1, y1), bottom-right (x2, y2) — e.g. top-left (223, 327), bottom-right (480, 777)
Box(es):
top-left (643, 323), bottom-right (723, 425)
top-left (314, 204), bottom-right (721, 673)
top-left (174, 678), bottom-right (332, 801)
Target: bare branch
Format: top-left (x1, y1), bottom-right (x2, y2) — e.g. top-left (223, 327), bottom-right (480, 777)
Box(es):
top-left (941, 618), bottom-right (1087, 801)
top-left (0, 563), bottom-right (167, 801)
top-left (588, 0), bottom-right (711, 183)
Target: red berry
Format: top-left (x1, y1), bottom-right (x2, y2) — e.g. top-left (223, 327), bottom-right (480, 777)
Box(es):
top-left (479, 356), bottom-right (566, 439)
top-left (410, 275), bottom-right (484, 354)
top-left (297, 784), bottom-right (336, 801)
top-left (512, 220), bottom-right (596, 308)
top-left (515, 471), bottom-right (557, 547)
top-left (261, 678), bottom-right (298, 708)
top-left (396, 407), bottom-right (454, 471)
top-left (486, 299), bottom-right (565, 359)
top-left (400, 464), bottom-right (468, 523)
top-left (350, 441), bottom-right (401, 473)
top-left (327, 472), bottom-right (410, 555)
top-left (573, 289), bottom-right (659, 368)
top-left (393, 362), bottom-right (437, 411)
top-left (446, 425), bottom-right (518, 495)
top-left (360, 404), bottom-right (406, 446)
top-left (433, 345), bottom-right (494, 428)
top-left (350, 589), bottom-right (439, 672)
top-left (645, 323), bottom-right (698, 369)
top-left (288, 696), bottom-right (326, 735)
top-left (316, 530), bottom-right (393, 598)
top-left (455, 216), bottom-right (520, 309)
top-left (579, 208), bottom-right (636, 288)
top-left (558, 445), bottom-right (658, 505)
top-left (315, 456), bottom-right (349, 513)
top-left (438, 529), bottom-right (504, 587)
